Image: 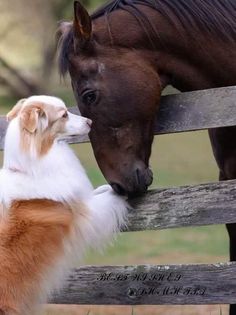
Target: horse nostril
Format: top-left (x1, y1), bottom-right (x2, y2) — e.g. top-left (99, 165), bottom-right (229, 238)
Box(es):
top-left (135, 167), bottom-right (153, 187)
top-left (111, 183), bottom-right (126, 195)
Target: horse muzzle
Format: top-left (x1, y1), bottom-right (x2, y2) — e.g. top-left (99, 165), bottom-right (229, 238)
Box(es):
top-left (111, 166), bottom-right (153, 197)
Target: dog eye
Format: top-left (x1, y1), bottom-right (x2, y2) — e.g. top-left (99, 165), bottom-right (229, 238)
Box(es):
top-left (81, 90), bottom-right (98, 106)
top-left (62, 111), bottom-right (68, 118)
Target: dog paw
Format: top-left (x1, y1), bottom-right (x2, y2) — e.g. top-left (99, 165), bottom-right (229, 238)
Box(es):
top-left (93, 184), bottom-right (112, 195)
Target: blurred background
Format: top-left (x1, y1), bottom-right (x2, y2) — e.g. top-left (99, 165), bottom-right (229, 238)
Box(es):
top-left (0, 0), bottom-right (229, 314)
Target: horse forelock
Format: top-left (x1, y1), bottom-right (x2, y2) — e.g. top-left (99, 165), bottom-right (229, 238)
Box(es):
top-left (58, 29), bottom-right (74, 76)
top-left (58, 26), bottom-right (97, 76)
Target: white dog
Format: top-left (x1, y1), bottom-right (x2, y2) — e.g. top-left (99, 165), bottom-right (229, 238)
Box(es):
top-left (0, 95), bottom-right (128, 315)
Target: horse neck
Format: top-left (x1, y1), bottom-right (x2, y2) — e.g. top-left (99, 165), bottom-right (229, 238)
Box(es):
top-left (153, 32), bottom-right (236, 92)
top-left (93, 6), bottom-right (236, 92)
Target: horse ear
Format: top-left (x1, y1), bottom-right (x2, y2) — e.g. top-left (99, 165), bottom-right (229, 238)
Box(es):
top-left (73, 1), bottom-right (92, 51)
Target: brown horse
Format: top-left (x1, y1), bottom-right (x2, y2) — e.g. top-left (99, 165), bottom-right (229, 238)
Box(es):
top-left (58, 0), bottom-right (236, 312)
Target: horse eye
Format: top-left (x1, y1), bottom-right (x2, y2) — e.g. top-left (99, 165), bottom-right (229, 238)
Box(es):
top-left (82, 90), bottom-right (98, 106)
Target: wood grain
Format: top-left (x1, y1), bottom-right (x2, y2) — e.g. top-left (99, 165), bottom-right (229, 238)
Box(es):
top-left (50, 262), bottom-right (236, 305)
top-left (127, 179), bottom-right (236, 231)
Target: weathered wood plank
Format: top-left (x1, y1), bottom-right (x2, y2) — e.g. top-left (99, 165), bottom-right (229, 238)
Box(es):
top-left (126, 179), bottom-right (236, 231)
top-left (0, 118), bottom-right (7, 150)
top-left (0, 86), bottom-right (236, 149)
top-left (50, 262), bottom-right (236, 304)
top-left (155, 85), bottom-right (236, 134)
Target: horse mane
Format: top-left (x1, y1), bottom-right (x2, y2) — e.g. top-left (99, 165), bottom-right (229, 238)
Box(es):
top-left (91, 0), bottom-right (236, 41)
top-left (58, 0), bottom-right (236, 75)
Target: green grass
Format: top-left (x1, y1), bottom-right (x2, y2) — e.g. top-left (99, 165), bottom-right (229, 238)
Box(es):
top-left (84, 225), bottom-right (228, 266)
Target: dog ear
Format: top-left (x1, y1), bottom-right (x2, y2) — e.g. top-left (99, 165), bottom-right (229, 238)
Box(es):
top-left (20, 106), bottom-right (41, 133)
top-left (6, 99), bottom-right (26, 121)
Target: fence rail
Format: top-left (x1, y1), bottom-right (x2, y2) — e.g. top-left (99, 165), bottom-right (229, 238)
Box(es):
top-left (50, 262), bottom-right (236, 305)
top-left (127, 179), bottom-right (236, 231)
top-left (1, 86), bottom-right (236, 149)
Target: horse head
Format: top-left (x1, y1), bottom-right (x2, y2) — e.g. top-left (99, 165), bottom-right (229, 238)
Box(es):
top-left (58, 1), bottom-right (162, 196)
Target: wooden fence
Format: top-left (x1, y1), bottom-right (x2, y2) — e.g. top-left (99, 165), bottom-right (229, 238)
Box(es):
top-left (1, 86), bottom-right (236, 305)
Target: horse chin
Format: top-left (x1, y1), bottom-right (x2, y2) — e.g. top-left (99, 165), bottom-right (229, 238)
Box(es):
top-left (111, 182), bottom-right (149, 198)
top-left (110, 183), bottom-right (127, 196)
top-left (127, 188), bottom-right (148, 199)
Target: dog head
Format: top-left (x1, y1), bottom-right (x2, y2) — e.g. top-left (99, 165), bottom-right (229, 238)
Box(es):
top-left (6, 95), bottom-right (92, 157)
top-left (7, 95), bottom-right (92, 136)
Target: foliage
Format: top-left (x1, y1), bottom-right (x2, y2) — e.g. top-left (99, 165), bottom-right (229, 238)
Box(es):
top-left (0, 0), bottom-right (97, 98)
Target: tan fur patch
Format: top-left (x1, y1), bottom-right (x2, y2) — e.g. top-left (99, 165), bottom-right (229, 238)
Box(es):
top-left (20, 106), bottom-right (40, 133)
top-left (0, 199), bottom-right (74, 314)
top-left (19, 102), bottom-right (68, 157)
